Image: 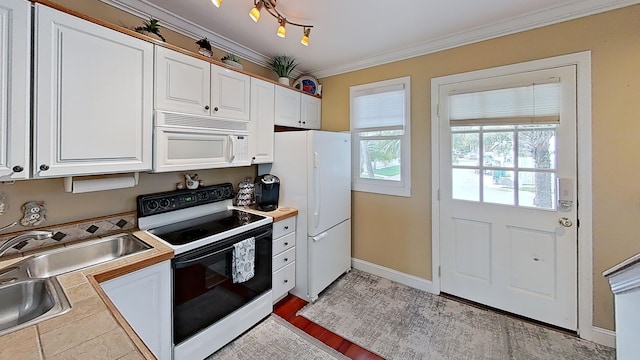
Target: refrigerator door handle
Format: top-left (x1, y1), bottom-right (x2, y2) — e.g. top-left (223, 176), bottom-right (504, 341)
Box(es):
top-left (313, 152), bottom-right (320, 228)
top-left (312, 232), bottom-right (328, 242)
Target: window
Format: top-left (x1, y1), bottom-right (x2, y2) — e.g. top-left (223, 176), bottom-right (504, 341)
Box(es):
top-left (350, 77), bottom-right (411, 197)
top-left (449, 80), bottom-right (563, 209)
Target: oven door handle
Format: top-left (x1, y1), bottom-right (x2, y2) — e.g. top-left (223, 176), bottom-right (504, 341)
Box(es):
top-left (174, 231), bottom-right (271, 268)
top-left (174, 245), bottom-right (235, 268)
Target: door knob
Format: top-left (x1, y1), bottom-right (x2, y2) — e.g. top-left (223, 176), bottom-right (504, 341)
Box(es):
top-left (559, 217), bottom-right (573, 227)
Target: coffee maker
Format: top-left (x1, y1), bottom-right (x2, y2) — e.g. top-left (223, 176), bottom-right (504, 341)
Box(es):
top-left (255, 174), bottom-right (280, 211)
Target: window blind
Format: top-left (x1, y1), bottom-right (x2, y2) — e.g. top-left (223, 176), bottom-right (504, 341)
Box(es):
top-left (353, 84), bottom-right (405, 130)
top-left (449, 81), bottom-right (561, 126)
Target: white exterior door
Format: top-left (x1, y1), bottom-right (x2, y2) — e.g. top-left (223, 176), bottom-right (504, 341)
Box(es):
top-left (438, 66), bottom-right (578, 330)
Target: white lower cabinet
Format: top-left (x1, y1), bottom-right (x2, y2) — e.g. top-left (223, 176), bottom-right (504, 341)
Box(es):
top-left (101, 261), bottom-right (172, 360)
top-left (272, 216), bottom-right (296, 303)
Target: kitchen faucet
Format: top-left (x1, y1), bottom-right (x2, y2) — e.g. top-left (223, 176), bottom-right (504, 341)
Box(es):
top-left (0, 230), bottom-right (53, 257)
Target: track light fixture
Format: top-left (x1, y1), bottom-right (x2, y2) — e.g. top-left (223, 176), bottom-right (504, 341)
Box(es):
top-left (214, 0), bottom-right (313, 46)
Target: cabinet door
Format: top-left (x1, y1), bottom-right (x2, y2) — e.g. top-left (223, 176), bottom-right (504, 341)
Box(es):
top-left (249, 78), bottom-right (274, 164)
top-left (101, 261), bottom-right (172, 360)
top-left (274, 86), bottom-right (301, 127)
top-left (155, 46), bottom-right (211, 115)
top-left (0, 0), bottom-right (30, 180)
top-left (34, 5), bottom-right (153, 178)
top-left (211, 64), bottom-right (250, 121)
top-left (301, 95), bottom-right (321, 129)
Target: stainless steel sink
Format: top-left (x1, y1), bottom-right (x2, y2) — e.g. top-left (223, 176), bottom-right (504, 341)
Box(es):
top-left (0, 278), bottom-right (71, 336)
top-left (23, 233), bottom-right (152, 278)
top-left (0, 233), bottom-right (151, 336)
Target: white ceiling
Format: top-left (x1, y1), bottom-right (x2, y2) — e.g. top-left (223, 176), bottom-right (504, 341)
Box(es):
top-left (103, 0), bottom-right (639, 78)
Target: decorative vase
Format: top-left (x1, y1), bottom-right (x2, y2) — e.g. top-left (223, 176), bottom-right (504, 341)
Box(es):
top-left (223, 60), bottom-right (243, 69)
top-left (278, 77), bottom-right (290, 86)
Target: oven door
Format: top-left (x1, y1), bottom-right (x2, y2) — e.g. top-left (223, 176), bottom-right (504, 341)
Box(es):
top-left (172, 224), bottom-right (272, 345)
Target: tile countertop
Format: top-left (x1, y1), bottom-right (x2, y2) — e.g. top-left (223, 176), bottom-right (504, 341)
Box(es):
top-left (236, 206), bottom-right (298, 222)
top-left (0, 230), bottom-right (173, 360)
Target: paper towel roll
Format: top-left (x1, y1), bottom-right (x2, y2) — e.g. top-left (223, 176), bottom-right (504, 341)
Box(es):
top-left (70, 175), bottom-right (136, 193)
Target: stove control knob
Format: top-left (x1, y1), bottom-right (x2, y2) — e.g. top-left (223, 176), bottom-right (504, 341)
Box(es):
top-left (147, 200), bottom-right (159, 211)
top-left (159, 199), bottom-right (170, 208)
top-left (223, 188), bottom-right (232, 197)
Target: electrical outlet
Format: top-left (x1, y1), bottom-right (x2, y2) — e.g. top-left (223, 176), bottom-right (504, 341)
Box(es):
top-left (20, 201), bottom-right (47, 227)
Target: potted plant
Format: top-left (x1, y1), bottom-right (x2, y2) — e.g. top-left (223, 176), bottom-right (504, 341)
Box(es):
top-left (221, 54), bottom-right (242, 69)
top-left (134, 17), bottom-right (166, 42)
top-left (196, 37), bottom-right (213, 58)
top-left (268, 55), bottom-right (298, 85)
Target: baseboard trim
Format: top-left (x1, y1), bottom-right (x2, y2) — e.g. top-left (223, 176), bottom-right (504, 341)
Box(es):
top-left (351, 258), bottom-right (435, 294)
top-left (590, 327), bottom-right (616, 348)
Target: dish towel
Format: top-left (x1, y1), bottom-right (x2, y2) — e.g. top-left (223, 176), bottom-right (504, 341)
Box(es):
top-left (232, 237), bottom-right (255, 283)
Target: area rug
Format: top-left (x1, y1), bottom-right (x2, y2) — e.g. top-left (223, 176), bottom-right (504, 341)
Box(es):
top-left (206, 315), bottom-right (348, 360)
top-left (298, 269), bottom-right (616, 360)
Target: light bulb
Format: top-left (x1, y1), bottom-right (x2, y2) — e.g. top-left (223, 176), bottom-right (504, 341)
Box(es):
top-left (249, 7), bottom-right (261, 22)
top-left (300, 28), bottom-right (310, 46)
top-left (277, 19), bottom-right (286, 38)
top-left (211, 0), bottom-right (222, 8)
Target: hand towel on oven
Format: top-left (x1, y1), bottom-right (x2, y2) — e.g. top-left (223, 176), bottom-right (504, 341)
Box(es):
top-left (232, 237), bottom-right (255, 283)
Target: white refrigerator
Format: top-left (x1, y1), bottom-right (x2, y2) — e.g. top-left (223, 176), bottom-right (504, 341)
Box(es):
top-left (259, 130), bottom-right (351, 302)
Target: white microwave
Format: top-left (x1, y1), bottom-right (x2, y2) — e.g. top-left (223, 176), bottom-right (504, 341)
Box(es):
top-left (153, 111), bottom-right (250, 172)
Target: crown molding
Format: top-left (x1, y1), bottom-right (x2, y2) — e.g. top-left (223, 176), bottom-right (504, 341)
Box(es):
top-left (99, 0), bottom-right (639, 79)
top-left (312, 0), bottom-right (640, 78)
top-left (97, 0), bottom-right (269, 71)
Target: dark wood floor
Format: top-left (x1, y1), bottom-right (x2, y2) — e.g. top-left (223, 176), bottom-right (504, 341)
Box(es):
top-left (274, 294), bottom-right (384, 360)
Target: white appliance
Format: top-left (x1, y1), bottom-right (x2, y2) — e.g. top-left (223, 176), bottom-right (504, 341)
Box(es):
top-left (260, 130), bottom-right (351, 301)
top-left (153, 110), bottom-right (250, 172)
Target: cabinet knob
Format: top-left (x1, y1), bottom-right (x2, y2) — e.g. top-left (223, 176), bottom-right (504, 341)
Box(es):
top-left (284, 279), bottom-right (288, 283)
top-left (284, 258), bottom-right (288, 262)
top-left (12, 165), bottom-right (24, 173)
top-left (214, 107), bottom-right (219, 112)
top-left (284, 242), bottom-right (288, 246)
top-left (39, 164), bottom-right (50, 171)
top-left (205, 105), bottom-right (210, 110)
top-left (302, 121), bottom-right (306, 124)
top-left (284, 226), bottom-right (289, 230)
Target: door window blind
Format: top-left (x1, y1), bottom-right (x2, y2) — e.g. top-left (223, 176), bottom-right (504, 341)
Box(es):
top-left (449, 81), bottom-right (561, 127)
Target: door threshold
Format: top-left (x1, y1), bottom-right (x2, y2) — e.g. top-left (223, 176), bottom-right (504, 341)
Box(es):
top-left (440, 292), bottom-right (578, 337)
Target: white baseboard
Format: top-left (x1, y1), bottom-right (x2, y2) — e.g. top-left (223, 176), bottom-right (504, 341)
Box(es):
top-left (351, 258), bottom-right (435, 294)
top-left (589, 327), bottom-right (616, 348)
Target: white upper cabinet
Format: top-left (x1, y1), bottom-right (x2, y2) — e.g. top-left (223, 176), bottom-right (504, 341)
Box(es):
top-left (155, 46), bottom-right (211, 115)
top-left (0, 0), bottom-right (30, 180)
top-left (301, 95), bottom-right (321, 130)
top-left (250, 78), bottom-right (275, 164)
top-left (211, 64), bottom-right (251, 121)
top-left (275, 85), bottom-right (321, 129)
top-left (33, 4), bottom-right (153, 178)
top-left (154, 47), bottom-right (251, 121)
top-left (274, 86), bottom-right (301, 128)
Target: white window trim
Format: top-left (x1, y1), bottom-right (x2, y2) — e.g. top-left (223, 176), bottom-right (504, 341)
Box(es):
top-left (350, 76), bottom-right (411, 197)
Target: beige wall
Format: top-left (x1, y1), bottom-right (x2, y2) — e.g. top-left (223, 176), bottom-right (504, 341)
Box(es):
top-left (320, 5), bottom-right (640, 331)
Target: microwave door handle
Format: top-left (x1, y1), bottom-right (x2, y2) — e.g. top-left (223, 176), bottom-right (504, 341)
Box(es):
top-left (174, 245), bottom-right (235, 268)
top-left (228, 135), bottom-right (236, 163)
